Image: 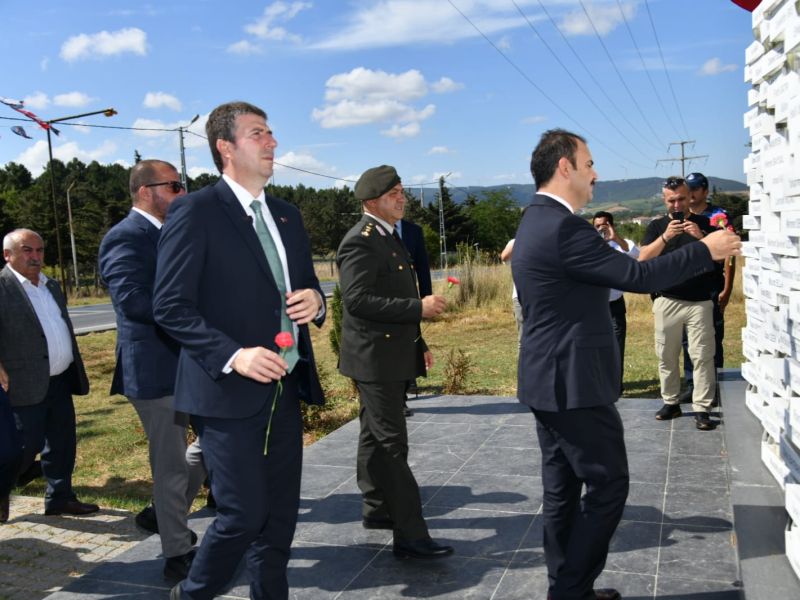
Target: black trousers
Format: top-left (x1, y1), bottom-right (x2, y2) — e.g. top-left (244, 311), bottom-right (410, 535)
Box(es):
top-left (533, 404), bottom-right (629, 600)
top-left (0, 386), bottom-right (23, 498)
top-left (355, 380), bottom-right (428, 541)
top-left (181, 374), bottom-right (302, 600)
top-left (608, 297), bottom-right (626, 394)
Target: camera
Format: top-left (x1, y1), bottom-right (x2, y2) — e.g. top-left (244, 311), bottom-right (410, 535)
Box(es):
top-left (670, 211), bottom-right (684, 223)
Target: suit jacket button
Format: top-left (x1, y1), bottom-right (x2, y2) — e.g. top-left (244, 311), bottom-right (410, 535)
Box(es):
top-left (398, 265), bottom-right (404, 270)
top-left (385, 334), bottom-right (391, 338)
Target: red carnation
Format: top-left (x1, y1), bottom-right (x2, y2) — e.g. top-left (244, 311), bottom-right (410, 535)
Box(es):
top-left (275, 331), bottom-right (294, 349)
top-left (447, 276), bottom-right (460, 289)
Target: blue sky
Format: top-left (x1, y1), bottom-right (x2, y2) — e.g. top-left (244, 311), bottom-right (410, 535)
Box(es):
top-left (1, 0), bottom-right (754, 190)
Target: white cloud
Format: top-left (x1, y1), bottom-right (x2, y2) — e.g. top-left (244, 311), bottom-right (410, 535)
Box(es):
top-left (428, 146), bottom-right (452, 155)
top-left (131, 113), bottom-right (207, 148)
top-left (312, 0), bottom-right (524, 50)
top-left (227, 39), bottom-right (263, 55)
top-left (132, 117), bottom-right (171, 138)
top-left (521, 115), bottom-right (547, 124)
top-left (324, 68), bottom-right (428, 103)
top-left (274, 150), bottom-right (333, 174)
top-left (435, 171), bottom-right (462, 181)
top-left (187, 165), bottom-right (216, 178)
top-left (23, 92), bottom-right (50, 110)
top-left (431, 77), bottom-right (464, 94)
top-left (497, 35), bottom-right (512, 51)
top-left (560, 1), bottom-right (636, 36)
top-left (60, 27), bottom-right (148, 62)
top-left (143, 92), bottom-right (183, 111)
top-left (53, 91), bottom-right (94, 107)
top-left (381, 122), bottom-right (421, 138)
top-left (312, 67), bottom-right (446, 136)
top-left (699, 57), bottom-right (737, 76)
top-left (244, 1), bottom-right (311, 42)
top-left (15, 139), bottom-right (117, 174)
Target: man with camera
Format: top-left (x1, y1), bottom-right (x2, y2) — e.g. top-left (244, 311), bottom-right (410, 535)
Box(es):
top-left (638, 177), bottom-right (718, 430)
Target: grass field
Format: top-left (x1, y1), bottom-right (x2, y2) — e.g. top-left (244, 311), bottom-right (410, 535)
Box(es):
top-left (17, 260), bottom-right (745, 511)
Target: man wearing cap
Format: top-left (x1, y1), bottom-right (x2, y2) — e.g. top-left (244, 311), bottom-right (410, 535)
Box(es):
top-left (638, 177), bottom-right (718, 431)
top-left (337, 165), bottom-right (453, 560)
top-left (681, 172), bottom-right (735, 403)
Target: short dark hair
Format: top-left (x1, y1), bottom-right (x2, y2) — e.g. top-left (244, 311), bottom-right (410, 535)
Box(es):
top-left (530, 129), bottom-right (586, 189)
top-left (206, 101), bottom-right (267, 173)
top-left (592, 210), bottom-right (614, 225)
top-left (129, 159), bottom-right (176, 200)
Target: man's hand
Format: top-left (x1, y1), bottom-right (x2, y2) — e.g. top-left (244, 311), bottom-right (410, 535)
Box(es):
top-left (663, 219), bottom-right (684, 241)
top-left (424, 350), bottom-right (434, 371)
top-left (231, 347), bottom-right (288, 383)
top-left (701, 230), bottom-right (742, 261)
top-left (286, 289), bottom-right (322, 325)
top-left (682, 220), bottom-right (704, 240)
top-left (421, 294), bottom-right (446, 319)
top-left (0, 361), bottom-right (8, 392)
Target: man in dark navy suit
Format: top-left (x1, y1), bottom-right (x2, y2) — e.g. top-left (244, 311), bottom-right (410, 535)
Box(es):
top-left (395, 219), bottom-right (432, 298)
top-left (99, 159), bottom-right (206, 581)
top-left (154, 102), bottom-right (325, 600)
top-left (512, 129), bottom-right (741, 600)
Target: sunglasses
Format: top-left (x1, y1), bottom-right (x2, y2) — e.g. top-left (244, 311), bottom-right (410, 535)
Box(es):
top-left (144, 180), bottom-right (185, 193)
top-left (662, 177), bottom-right (685, 190)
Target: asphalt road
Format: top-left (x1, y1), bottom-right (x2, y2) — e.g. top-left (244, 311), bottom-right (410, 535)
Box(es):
top-left (69, 280), bottom-right (340, 335)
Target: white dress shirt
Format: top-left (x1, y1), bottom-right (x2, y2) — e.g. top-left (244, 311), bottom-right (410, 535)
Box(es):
top-left (8, 266), bottom-right (73, 376)
top-left (221, 174), bottom-right (323, 371)
top-left (132, 206), bottom-right (163, 229)
top-left (608, 239), bottom-right (640, 302)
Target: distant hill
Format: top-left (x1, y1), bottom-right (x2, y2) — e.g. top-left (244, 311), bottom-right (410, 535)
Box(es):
top-left (409, 176), bottom-right (748, 216)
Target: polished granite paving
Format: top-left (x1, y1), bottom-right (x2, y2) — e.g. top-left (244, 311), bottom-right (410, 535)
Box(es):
top-left (44, 382), bottom-right (800, 599)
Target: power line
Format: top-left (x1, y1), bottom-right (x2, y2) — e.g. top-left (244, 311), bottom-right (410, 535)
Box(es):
top-left (643, 0), bottom-right (690, 140)
top-left (446, 0), bottom-right (653, 171)
top-left (1, 115), bottom-right (443, 186)
top-left (510, 0), bottom-right (658, 163)
top-left (615, 0), bottom-right (682, 140)
top-left (577, 0), bottom-right (667, 149)
top-left (532, 0), bottom-right (662, 155)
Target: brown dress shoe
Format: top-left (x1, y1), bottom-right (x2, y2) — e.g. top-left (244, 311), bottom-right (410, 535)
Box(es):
top-left (44, 499), bottom-right (100, 516)
top-left (594, 589), bottom-right (621, 600)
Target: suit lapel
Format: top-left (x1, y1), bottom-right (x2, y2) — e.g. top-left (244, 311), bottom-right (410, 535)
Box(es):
top-left (0, 267), bottom-right (46, 335)
top-left (216, 180), bottom-right (278, 288)
top-left (129, 210), bottom-right (161, 246)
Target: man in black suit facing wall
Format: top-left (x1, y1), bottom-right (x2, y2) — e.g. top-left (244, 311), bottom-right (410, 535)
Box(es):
top-left (512, 129), bottom-right (741, 600)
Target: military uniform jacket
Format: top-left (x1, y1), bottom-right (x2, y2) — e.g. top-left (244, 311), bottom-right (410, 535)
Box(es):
top-left (337, 215), bottom-right (428, 383)
top-left (0, 265), bottom-right (89, 407)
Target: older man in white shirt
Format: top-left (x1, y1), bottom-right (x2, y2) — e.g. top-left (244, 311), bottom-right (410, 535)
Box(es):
top-left (0, 228), bottom-right (96, 520)
top-left (592, 212), bottom-right (640, 395)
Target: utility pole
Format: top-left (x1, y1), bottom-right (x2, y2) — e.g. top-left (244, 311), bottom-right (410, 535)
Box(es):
top-left (66, 180), bottom-right (79, 293)
top-left (178, 114), bottom-right (200, 191)
top-left (657, 140), bottom-right (708, 177)
top-left (438, 176), bottom-right (447, 270)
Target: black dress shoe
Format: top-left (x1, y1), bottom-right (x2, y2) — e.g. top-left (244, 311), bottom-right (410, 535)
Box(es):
top-left (0, 495), bottom-right (9, 523)
top-left (655, 404), bottom-right (681, 421)
top-left (695, 412), bottom-right (716, 431)
top-left (164, 548), bottom-right (196, 582)
top-left (362, 515), bottom-right (394, 530)
top-left (170, 582), bottom-right (183, 599)
top-left (16, 460), bottom-right (42, 487)
top-left (44, 499), bottom-right (100, 516)
top-left (594, 589), bottom-right (621, 600)
top-left (393, 537), bottom-right (454, 559)
top-left (135, 504), bottom-right (159, 533)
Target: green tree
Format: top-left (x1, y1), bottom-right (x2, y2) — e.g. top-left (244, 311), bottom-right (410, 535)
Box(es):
top-left (464, 189), bottom-right (521, 254)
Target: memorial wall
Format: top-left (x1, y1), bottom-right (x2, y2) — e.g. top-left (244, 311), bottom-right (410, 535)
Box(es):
top-left (740, 0), bottom-right (800, 579)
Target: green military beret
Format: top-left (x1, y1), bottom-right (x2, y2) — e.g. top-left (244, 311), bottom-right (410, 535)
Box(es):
top-left (354, 165), bottom-right (401, 201)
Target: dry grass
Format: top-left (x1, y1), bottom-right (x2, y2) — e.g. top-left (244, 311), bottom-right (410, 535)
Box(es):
top-left (19, 260), bottom-right (745, 509)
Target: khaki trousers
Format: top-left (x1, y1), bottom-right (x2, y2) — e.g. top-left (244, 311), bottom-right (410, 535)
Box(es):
top-left (653, 297), bottom-right (715, 413)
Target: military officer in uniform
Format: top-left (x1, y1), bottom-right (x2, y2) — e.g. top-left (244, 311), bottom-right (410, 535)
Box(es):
top-left (337, 165), bottom-right (453, 560)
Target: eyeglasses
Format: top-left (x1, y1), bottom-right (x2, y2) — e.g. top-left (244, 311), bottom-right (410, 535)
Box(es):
top-left (662, 177), bottom-right (685, 190)
top-left (144, 180), bottom-right (185, 193)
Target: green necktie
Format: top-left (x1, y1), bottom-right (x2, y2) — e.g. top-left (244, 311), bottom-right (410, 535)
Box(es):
top-left (250, 200), bottom-right (299, 372)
